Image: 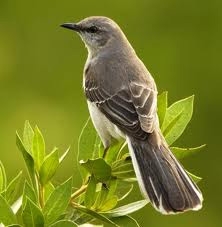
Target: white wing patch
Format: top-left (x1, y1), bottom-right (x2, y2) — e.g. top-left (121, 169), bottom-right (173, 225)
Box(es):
top-left (130, 81), bottom-right (158, 133)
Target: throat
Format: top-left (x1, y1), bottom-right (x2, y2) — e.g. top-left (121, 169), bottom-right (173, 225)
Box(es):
top-left (85, 43), bottom-right (101, 59)
top-left (84, 45), bottom-right (101, 76)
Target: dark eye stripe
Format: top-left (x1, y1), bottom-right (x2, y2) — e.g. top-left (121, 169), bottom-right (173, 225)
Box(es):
top-left (86, 26), bottom-right (99, 33)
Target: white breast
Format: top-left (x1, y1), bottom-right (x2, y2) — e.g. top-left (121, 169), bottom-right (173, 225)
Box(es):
top-left (87, 101), bottom-right (125, 148)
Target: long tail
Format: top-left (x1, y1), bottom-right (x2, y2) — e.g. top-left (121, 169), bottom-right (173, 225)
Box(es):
top-left (126, 131), bottom-right (203, 214)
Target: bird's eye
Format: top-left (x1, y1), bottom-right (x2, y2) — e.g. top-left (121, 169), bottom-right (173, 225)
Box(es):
top-left (87, 26), bottom-right (99, 33)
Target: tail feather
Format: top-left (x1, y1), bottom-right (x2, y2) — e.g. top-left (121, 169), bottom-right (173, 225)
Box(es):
top-left (127, 133), bottom-right (203, 214)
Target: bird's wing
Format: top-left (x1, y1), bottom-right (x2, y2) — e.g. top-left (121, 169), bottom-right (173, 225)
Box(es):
top-left (84, 70), bottom-right (158, 140)
top-left (84, 75), bottom-right (148, 140)
top-left (129, 81), bottom-right (158, 133)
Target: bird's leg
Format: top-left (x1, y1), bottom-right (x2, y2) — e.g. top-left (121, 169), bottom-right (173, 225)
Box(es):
top-left (103, 146), bottom-right (110, 158)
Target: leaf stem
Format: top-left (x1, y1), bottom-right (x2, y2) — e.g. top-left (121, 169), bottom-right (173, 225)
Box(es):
top-left (38, 180), bottom-right (44, 208)
top-left (71, 184), bottom-right (87, 201)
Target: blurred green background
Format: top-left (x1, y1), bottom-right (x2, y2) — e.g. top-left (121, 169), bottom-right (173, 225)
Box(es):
top-left (0, 0), bottom-right (221, 226)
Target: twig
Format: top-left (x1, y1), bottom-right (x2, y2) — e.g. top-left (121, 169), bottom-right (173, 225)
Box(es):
top-left (71, 184), bottom-right (88, 201)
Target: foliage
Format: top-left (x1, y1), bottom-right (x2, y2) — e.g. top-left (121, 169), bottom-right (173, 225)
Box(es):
top-left (0, 92), bottom-right (205, 227)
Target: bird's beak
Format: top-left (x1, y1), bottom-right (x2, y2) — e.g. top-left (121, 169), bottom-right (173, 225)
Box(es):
top-left (60, 23), bottom-right (81, 32)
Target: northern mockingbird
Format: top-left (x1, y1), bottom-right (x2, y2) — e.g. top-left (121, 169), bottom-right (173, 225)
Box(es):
top-left (61, 16), bottom-right (203, 214)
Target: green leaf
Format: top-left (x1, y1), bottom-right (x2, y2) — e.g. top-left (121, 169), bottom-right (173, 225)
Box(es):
top-left (74, 205), bottom-right (119, 226)
top-left (0, 160), bottom-right (7, 193)
top-left (93, 134), bottom-right (103, 159)
top-left (71, 210), bottom-right (94, 225)
top-left (22, 198), bottom-right (44, 227)
top-left (78, 225), bottom-right (103, 227)
top-left (112, 161), bottom-right (135, 179)
top-left (7, 225), bottom-right (22, 227)
top-left (99, 196), bottom-right (118, 212)
top-left (102, 200), bottom-right (148, 218)
top-left (39, 148), bottom-right (59, 186)
top-left (78, 118), bottom-right (99, 179)
top-left (84, 175), bottom-right (97, 208)
top-left (32, 126), bottom-right (45, 171)
top-left (105, 141), bottom-right (125, 165)
top-left (80, 158), bottom-right (112, 182)
top-left (116, 184), bottom-right (133, 201)
top-left (93, 183), bottom-right (109, 210)
top-left (186, 170), bottom-right (202, 183)
top-left (110, 215), bottom-right (140, 227)
top-left (16, 132), bottom-right (36, 190)
top-left (161, 95), bottom-right (194, 145)
top-left (157, 91), bottom-right (168, 127)
top-left (93, 180), bottom-right (118, 211)
top-left (119, 178), bottom-right (137, 183)
top-left (23, 120), bottom-right (34, 155)
top-left (6, 171), bottom-right (22, 205)
top-left (0, 194), bottom-right (16, 225)
top-left (44, 182), bottom-right (55, 203)
top-left (49, 220), bottom-right (78, 227)
top-left (43, 178), bottom-right (72, 225)
top-left (22, 181), bottom-right (37, 208)
top-left (59, 147), bottom-right (70, 163)
top-left (11, 196), bottom-right (22, 214)
top-left (116, 142), bottom-right (128, 161)
top-left (171, 144), bottom-right (206, 160)
top-left (106, 179), bottom-right (118, 201)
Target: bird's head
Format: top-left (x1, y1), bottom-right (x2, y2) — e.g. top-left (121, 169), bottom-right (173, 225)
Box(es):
top-left (61, 16), bottom-right (128, 54)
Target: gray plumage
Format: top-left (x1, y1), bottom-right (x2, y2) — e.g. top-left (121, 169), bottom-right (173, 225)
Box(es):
top-left (61, 16), bottom-right (203, 214)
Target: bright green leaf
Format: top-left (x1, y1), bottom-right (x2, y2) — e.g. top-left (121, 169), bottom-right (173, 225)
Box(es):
top-left (162, 95), bottom-right (194, 145)
top-left (0, 160), bottom-right (7, 193)
top-left (120, 178), bottom-right (137, 183)
top-left (116, 142), bottom-right (128, 162)
top-left (7, 224), bottom-right (22, 227)
top-left (105, 141), bottom-right (125, 165)
top-left (106, 179), bottom-right (118, 201)
top-left (78, 118), bottom-right (99, 179)
top-left (117, 184), bottom-right (133, 201)
top-left (22, 181), bottom-right (37, 208)
top-left (44, 182), bottom-right (55, 203)
top-left (93, 180), bottom-right (118, 211)
top-left (71, 210), bottom-right (94, 225)
top-left (11, 196), bottom-right (22, 214)
top-left (85, 175), bottom-right (97, 208)
top-left (102, 200), bottom-right (148, 218)
top-left (110, 215), bottom-right (140, 227)
top-left (23, 120), bottom-right (34, 155)
top-left (93, 183), bottom-right (109, 210)
top-left (112, 161), bottom-right (135, 179)
top-left (186, 170), bottom-right (202, 183)
top-left (171, 144), bottom-right (206, 160)
top-left (80, 158), bottom-right (112, 182)
top-left (39, 148), bottom-right (59, 186)
top-left (32, 126), bottom-right (45, 171)
top-left (93, 134), bottom-right (103, 159)
top-left (43, 178), bottom-right (72, 225)
top-left (0, 194), bottom-right (16, 225)
top-left (16, 132), bottom-right (36, 190)
top-left (22, 198), bottom-right (44, 227)
top-left (49, 220), bottom-right (78, 227)
top-left (59, 147), bottom-right (70, 163)
top-left (6, 171), bottom-right (22, 205)
top-left (78, 224), bottom-right (103, 227)
top-left (99, 196), bottom-right (118, 212)
top-left (74, 205), bottom-right (119, 226)
top-left (157, 91), bottom-right (168, 127)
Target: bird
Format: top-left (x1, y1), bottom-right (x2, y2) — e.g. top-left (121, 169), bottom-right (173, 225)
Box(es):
top-left (61, 16), bottom-right (203, 214)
